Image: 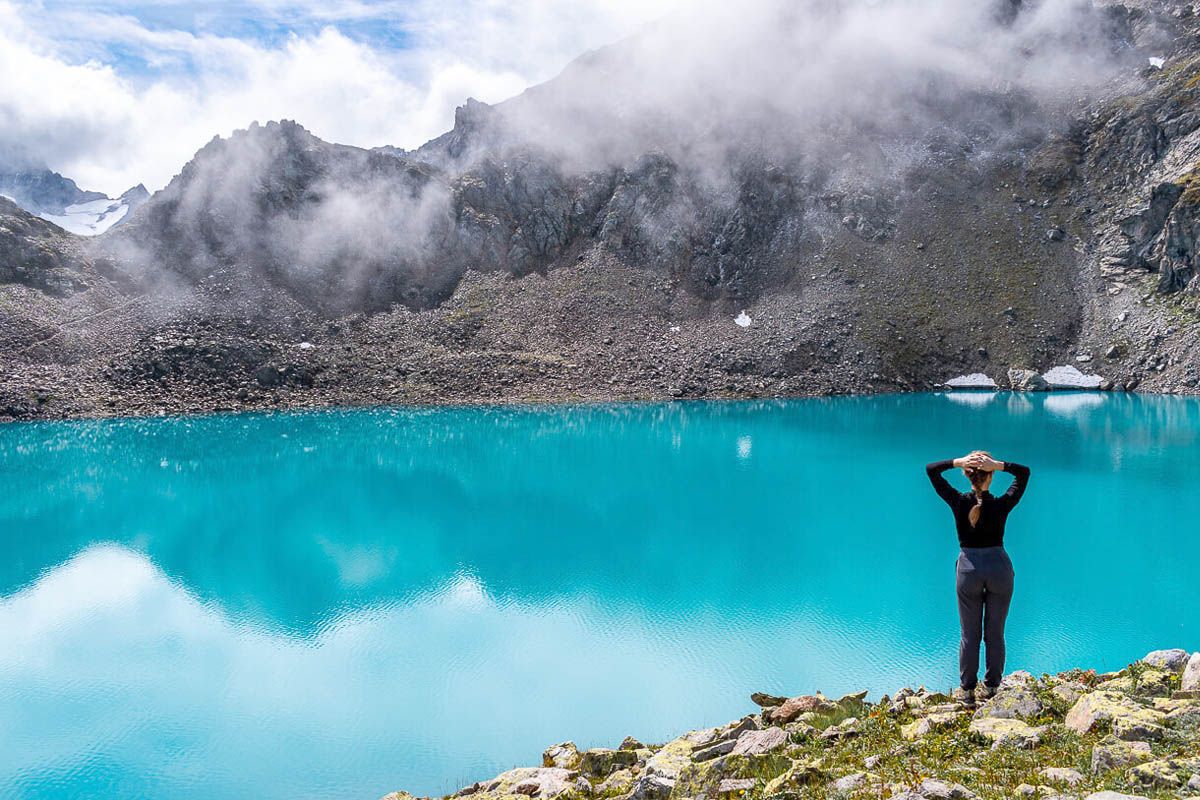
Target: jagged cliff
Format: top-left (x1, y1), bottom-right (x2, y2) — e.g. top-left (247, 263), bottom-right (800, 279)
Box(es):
top-left (380, 650), bottom-right (1200, 800)
top-left (3, 0), bottom-right (1200, 419)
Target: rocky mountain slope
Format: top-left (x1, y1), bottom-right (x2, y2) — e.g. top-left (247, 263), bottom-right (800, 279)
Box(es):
top-left (3, 0), bottom-right (1200, 420)
top-left (379, 649), bottom-right (1200, 800)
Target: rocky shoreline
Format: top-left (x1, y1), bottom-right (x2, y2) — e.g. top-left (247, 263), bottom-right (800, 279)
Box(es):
top-left (383, 650), bottom-right (1200, 800)
top-left (1, 255), bottom-right (1197, 424)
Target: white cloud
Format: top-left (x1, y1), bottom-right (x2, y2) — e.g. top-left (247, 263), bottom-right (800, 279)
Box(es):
top-left (0, 0), bottom-right (683, 193)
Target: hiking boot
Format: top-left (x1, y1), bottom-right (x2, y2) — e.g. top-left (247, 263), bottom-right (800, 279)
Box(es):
top-left (978, 684), bottom-right (998, 701)
top-left (953, 687), bottom-right (977, 708)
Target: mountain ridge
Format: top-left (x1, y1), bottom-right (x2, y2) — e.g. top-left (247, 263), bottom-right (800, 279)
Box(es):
top-left (2, 0), bottom-right (1199, 419)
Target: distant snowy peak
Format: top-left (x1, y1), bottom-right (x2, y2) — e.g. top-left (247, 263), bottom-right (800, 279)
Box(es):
top-left (39, 196), bottom-right (131, 236)
top-left (0, 165), bottom-right (149, 236)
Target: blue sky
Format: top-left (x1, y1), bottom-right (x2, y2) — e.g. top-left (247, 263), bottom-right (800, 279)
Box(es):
top-left (1, 0), bottom-right (679, 192)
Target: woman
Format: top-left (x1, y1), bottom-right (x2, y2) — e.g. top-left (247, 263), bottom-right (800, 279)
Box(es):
top-left (926, 451), bottom-right (1030, 705)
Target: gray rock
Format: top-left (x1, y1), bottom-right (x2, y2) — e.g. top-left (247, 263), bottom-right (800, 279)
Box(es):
top-left (1083, 794), bottom-right (1150, 800)
top-left (730, 727), bottom-right (787, 756)
top-left (1090, 738), bottom-right (1153, 774)
top-left (968, 717), bottom-right (1046, 748)
top-left (691, 738), bottom-right (736, 762)
top-left (628, 774), bottom-right (674, 800)
top-left (1008, 368), bottom-right (1049, 391)
top-left (1065, 691), bottom-right (1166, 734)
top-left (974, 686), bottom-right (1042, 720)
top-left (1183, 652), bottom-right (1200, 691)
top-left (750, 692), bottom-right (788, 708)
top-left (1142, 648), bottom-right (1190, 673)
top-left (542, 742), bottom-right (580, 770)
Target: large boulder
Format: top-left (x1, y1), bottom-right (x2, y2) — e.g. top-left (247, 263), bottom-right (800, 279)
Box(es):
top-left (1184, 652), bottom-right (1200, 691)
top-left (1142, 649), bottom-right (1191, 673)
top-left (1008, 368), bottom-right (1049, 391)
top-left (1065, 691), bottom-right (1166, 734)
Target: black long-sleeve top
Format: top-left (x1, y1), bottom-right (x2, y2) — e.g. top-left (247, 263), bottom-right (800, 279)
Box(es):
top-left (925, 459), bottom-right (1030, 548)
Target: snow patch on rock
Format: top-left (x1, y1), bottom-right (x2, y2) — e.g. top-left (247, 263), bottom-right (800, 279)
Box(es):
top-left (734, 311), bottom-right (752, 328)
top-left (944, 373), bottom-right (998, 389)
top-left (1042, 365), bottom-right (1104, 389)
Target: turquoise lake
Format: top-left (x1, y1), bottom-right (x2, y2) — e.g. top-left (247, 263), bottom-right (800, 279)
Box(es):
top-left (0, 393), bottom-right (1197, 799)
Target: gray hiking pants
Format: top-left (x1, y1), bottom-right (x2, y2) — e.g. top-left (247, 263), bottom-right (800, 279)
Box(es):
top-left (956, 546), bottom-right (1014, 690)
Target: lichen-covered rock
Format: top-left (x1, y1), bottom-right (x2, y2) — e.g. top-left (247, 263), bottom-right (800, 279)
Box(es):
top-left (1083, 793), bottom-right (1150, 800)
top-left (673, 753), bottom-right (790, 800)
top-left (1142, 648), bottom-right (1190, 673)
top-left (1090, 738), bottom-right (1153, 774)
top-left (642, 736), bottom-right (695, 779)
top-left (968, 717), bottom-right (1046, 748)
top-left (903, 711), bottom-right (961, 740)
top-left (1065, 691), bottom-right (1166, 734)
top-left (618, 736), bottom-right (643, 751)
top-left (1111, 716), bottom-right (1166, 741)
top-left (1128, 755), bottom-right (1200, 789)
top-left (762, 759), bottom-right (824, 795)
top-left (579, 748), bottom-right (637, 778)
top-left (1097, 667), bottom-right (1173, 697)
top-left (974, 686), bottom-right (1043, 720)
top-left (594, 768), bottom-right (633, 795)
top-left (1051, 681), bottom-right (1087, 707)
top-left (542, 742), bottom-right (581, 770)
top-left (471, 767), bottom-right (577, 799)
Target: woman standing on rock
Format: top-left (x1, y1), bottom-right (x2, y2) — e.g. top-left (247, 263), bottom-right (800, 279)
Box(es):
top-left (925, 451), bottom-right (1031, 706)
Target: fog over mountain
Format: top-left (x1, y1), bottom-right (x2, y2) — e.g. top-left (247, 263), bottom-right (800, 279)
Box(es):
top-left (2, 0), bottom-right (1199, 419)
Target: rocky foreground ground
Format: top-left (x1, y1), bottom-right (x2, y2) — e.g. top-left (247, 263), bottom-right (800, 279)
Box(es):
top-left (384, 650), bottom-right (1200, 800)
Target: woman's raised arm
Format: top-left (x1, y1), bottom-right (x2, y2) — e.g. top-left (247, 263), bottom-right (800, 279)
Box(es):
top-left (926, 458), bottom-right (963, 507)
